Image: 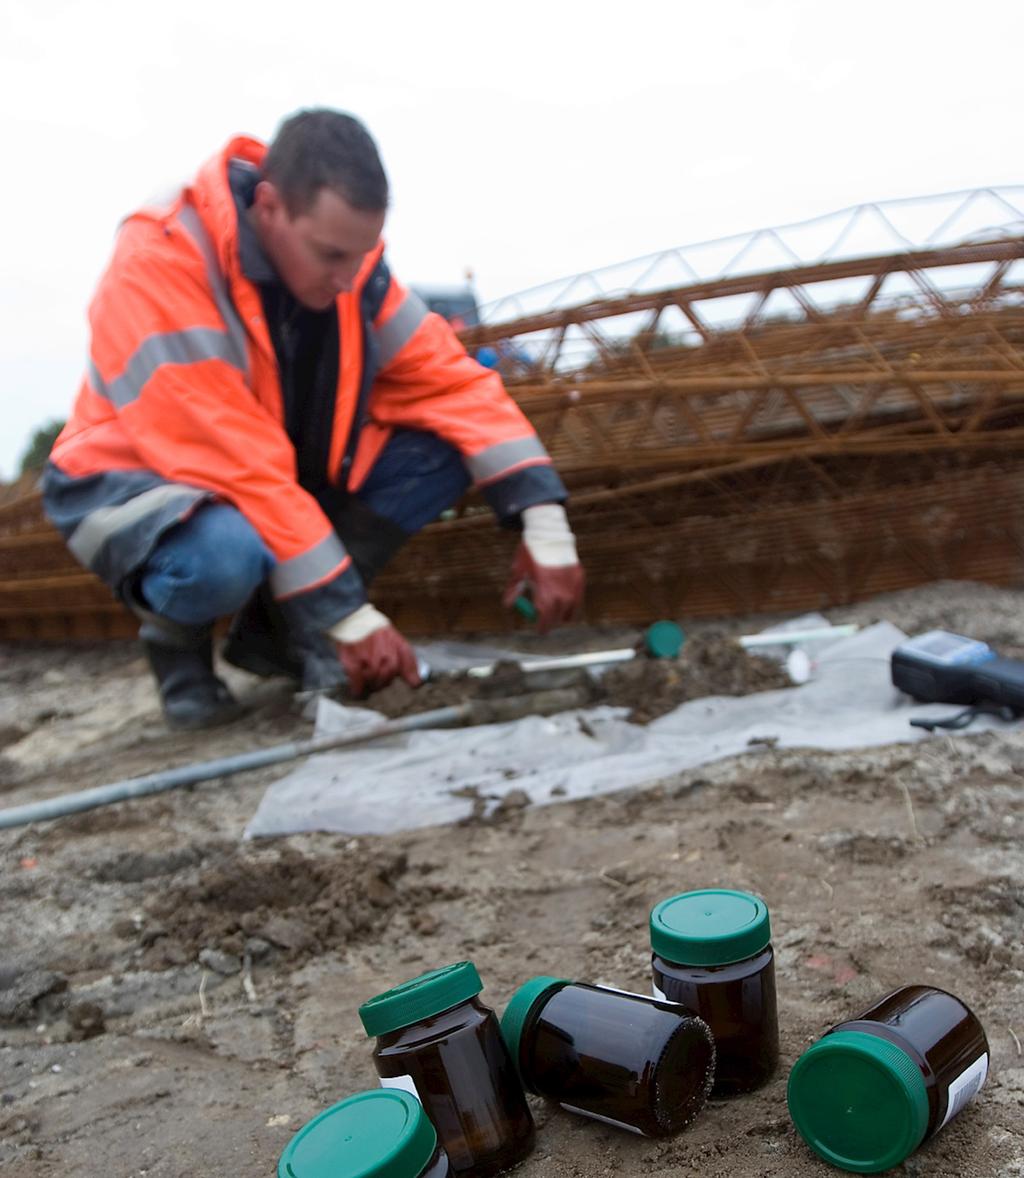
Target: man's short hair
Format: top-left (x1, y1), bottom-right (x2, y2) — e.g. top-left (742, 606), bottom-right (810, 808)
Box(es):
top-left (262, 109), bottom-right (389, 214)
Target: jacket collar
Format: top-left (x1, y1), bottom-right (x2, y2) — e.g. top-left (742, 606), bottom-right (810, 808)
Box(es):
top-left (187, 135), bottom-right (268, 283)
top-left (228, 159), bottom-right (278, 285)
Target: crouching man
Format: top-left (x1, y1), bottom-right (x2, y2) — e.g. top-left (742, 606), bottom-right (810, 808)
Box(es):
top-left (43, 108), bottom-right (584, 728)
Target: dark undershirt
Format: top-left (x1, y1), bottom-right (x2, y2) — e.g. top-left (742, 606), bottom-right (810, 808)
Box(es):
top-left (228, 161), bottom-right (339, 493)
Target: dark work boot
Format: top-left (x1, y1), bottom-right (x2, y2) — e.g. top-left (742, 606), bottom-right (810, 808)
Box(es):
top-left (143, 634), bottom-right (244, 730)
top-left (125, 587), bottom-right (241, 730)
top-left (222, 587), bottom-right (303, 682)
top-left (223, 587), bottom-right (346, 692)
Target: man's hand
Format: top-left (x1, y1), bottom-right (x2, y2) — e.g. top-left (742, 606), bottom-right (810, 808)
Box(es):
top-left (329, 604), bottom-right (421, 696)
top-left (502, 504), bottom-right (585, 634)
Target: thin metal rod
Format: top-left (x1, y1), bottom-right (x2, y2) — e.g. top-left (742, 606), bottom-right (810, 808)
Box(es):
top-left (0, 703), bottom-right (471, 831)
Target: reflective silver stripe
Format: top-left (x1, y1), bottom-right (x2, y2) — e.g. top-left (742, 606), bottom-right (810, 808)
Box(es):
top-left (99, 327), bottom-right (245, 408)
top-left (67, 484), bottom-right (204, 567)
top-left (89, 204), bottom-right (251, 407)
top-left (176, 204), bottom-right (250, 371)
top-left (465, 436), bottom-right (551, 483)
top-left (88, 358), bottom-right (109, 398)
top-left (375, 290), bottom-right (428, 368)
top-left (270, 531), bottom-right (350, 598)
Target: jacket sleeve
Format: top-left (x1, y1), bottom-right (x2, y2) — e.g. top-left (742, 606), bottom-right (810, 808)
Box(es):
top-left (367, 272), bottom-right (568, 522)
top-left (89, 241), bottom-right (366, 625)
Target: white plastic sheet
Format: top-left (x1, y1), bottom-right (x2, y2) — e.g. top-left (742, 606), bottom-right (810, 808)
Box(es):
top-left (245, 621), bottom-right (1015, 837)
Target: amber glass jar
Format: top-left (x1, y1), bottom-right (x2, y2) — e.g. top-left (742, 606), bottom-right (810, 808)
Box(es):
top-left (501, 977), bottom-right (715, 1137)
top-left (278, 1089), bottom-right (452, 1178)
top-left (359, 962), bottom-right (534, 1178)
top-left (650, 888), bottom-right (778, 1095)
top-left (788, 984), bottom-right (990, 1173)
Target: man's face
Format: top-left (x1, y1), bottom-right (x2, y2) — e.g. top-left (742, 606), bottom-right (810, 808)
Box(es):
top-left (251, 181), bottom-right (385, 310)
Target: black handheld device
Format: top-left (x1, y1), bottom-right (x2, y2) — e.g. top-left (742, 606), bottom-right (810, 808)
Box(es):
top-left (891, 630), bottom-right (1024, 711)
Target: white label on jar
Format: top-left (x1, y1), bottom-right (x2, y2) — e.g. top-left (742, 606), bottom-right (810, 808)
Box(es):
top-left (379, 1073), bottom-right (421, 1103)
top-left (594, 984), bottom-right (684, 1006)
top-left (652, 982), bottom-right (668, 1002)
top-left (938, 1053), bottom-right (988, 1131)
top-left (559, 1103), bottom-right (647, 1136)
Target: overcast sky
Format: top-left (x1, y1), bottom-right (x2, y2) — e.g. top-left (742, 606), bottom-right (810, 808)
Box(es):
top-left (1, 0), bottom-right (1021, 480)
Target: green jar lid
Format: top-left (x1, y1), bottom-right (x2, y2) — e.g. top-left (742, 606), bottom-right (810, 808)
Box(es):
top-left (645, 620), bottom-right (686, 659)
top-left (278, 1089), bottom-right (438, 1178)
top-left (499, 976), bottom-right (569, 1069)
top-left (359, 961), bottom-right (483, 1038)
top-left (650, 888), bottom-right (771, 965)
top-left (787, 1030), bottom-right (930, 1173)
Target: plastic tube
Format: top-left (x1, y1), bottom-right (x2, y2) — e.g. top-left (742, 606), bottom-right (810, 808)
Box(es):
top-left (738, 624), bottom-right (859, 649)
top-left (0, 704), bottom-right (470, 831)
top-left (466, 649), bottom-right (637, 679)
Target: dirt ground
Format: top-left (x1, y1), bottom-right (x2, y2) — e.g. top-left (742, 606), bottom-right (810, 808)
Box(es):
top-left (1, 581), bottom-right (1022, 1177)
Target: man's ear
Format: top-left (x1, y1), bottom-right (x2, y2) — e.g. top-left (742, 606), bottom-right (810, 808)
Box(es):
top-left (252, 179), bottom-right (284, 219)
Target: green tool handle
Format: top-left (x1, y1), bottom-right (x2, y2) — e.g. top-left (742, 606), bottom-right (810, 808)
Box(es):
top-left (514, 594), bottom-right (538, 622)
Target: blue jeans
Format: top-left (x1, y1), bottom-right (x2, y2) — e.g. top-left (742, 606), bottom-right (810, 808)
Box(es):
top-left (357, 428), bottom-right (470, 533)
top-left (140, 430), bottom-right (471, 626)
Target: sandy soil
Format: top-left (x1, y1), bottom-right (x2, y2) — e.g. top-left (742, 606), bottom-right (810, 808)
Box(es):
top-left (0, 581), bottom-right (1022, 1177)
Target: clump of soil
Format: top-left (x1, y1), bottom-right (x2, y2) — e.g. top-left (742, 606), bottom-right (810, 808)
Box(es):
top-left (365, 660), bottom-right (531, 718)
top-left (0, 967), bottom-right (67, 1024)
top-left (364, 641), bottom-right (788, 726)
top-left (67, 1000), bottom-right (106, 1040)
top-left (143, 845), bottom-right (409, 967)
top-left (599, 636), bottom-right (792, 724)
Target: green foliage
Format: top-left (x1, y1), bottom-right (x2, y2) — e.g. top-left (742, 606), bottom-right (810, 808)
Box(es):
top-left (18, 418), bottom-right (65, 474)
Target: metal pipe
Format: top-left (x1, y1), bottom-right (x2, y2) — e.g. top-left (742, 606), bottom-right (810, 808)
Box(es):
top-left (0, 704), bottom-right (471, 832)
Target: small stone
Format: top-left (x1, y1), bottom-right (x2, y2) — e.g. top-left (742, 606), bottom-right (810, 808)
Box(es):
top-left (258, 916), bottom-right (315, 953)
top-left (139, 925), bottom-right (168, 948)
top-left (198, 948), bottom-right (242, 976)
top-left (244, 937), bottom-right (272, 962)
top-left (495, 789), bottom-right (531, 813)
top-left (410, 912), bottom-right (440, 937)
top-left (50, 1065), bottom-right (62, 1074)
top-left (364, 871), bottom-right (396, 907)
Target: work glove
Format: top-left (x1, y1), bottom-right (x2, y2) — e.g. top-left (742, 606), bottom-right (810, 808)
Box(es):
top-left (328, 604), bottom-right (421, 696)
top-left (502, 503), bottom-right (585, 634)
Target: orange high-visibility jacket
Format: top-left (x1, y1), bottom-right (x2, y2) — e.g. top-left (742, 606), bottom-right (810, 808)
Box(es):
top-left (44, 136), bottom-right (565, 629)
